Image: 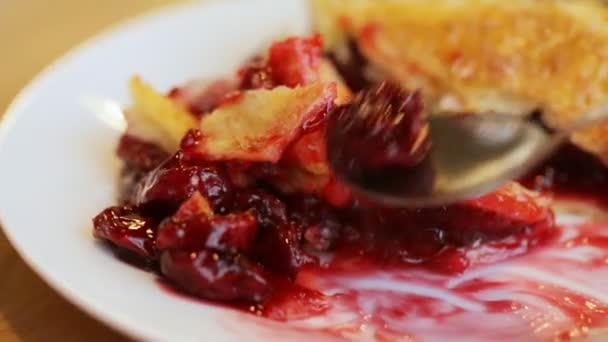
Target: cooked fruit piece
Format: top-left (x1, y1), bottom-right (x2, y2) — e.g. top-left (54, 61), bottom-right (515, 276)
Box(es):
top-left (93, 205), bottom-right (158, 258)
top-left (232, 189), bottom-right (288, 228)
top-left (132, 151), bottom-right (234, 212)
top-left (268, 35), bottom-right (323, 87)
top-left (313, 0), bottom-right (608, 164)
top-left (160, 249), bottom-right (273, 302)
top-left (157, 212), bottom-right (258, 253)
top-left (370, 183), bottom-right (553, 240)
top-left (284, 128), bottom-right (329, 176)
top-left (239, 34), bottom-right (324, 90)
top-left (460, 182), bottom-right (552, 225)
top-left (348, 181), bottom-right (552, 238)
top-left (330, 82), bottom-right (431, 171)
top-left (283, 58), bottom-right (352, 173)
top-left (254, 222), bottom-right (318, 275)
top-left (172, 191), bottom-right (214, 221)
top-left (194, 82), bottom-right (337, 162)
top-left (128, 76), bottom-right (199, 152)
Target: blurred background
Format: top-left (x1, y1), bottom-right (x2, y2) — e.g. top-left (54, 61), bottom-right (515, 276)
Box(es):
top-left (0, 1), bottom-right (179, 340)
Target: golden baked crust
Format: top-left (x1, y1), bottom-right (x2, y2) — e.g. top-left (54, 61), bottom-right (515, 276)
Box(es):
top-left (313, 0), bottom-right (608, 163)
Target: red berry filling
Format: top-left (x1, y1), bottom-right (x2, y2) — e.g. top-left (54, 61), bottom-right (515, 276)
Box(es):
top-left (329, 81), bottom-right (431, 172)
top-left (96, 93), bottom-right (554, 306)
top-left (93, 205), bottom-right (158, 258)
top-left (131, 151), bottom-right (234, 213)
top-left (160, 249), bottom-right (273, 302)
top-left (238, 35), bottom-right (323, 90)
top-left (92, 35), bottom-right (594, 332)
top-left (157, 212), bottom-right (258, 253)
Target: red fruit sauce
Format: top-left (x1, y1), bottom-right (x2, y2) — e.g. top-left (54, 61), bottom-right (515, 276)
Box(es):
top-left (93, 35), bottom-right (608, 340)
top-left (522, 143), bottom-right (608, 209)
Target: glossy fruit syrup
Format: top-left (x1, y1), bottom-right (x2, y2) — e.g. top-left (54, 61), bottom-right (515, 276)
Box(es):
top-left (93, 35), bottom-right (608, 339)
top-left (97, 133), bottom-right (608, 340)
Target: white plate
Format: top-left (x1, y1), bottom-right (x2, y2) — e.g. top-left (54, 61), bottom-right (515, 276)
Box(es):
top-left (0, 0), bottom-right (330, 341)
top-left (3, 0), bottom-right (608, 341)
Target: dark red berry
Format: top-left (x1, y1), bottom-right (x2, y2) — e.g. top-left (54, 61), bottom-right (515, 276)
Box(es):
top-left (254, 222), bottom-right (318, 275)
top-left (157, 212), bottom-right (258, 253)
top-left (93, 205), bottom-right (158, 258)
top-left (232, 189), bottom-right (288, 228)
top-left (329, 82), bottom-right (431, 171)
top-left (160, 249), bottom-right (274, 302)
top-left (172, 191), bottom-right (214, 221)
top-left (131, 151), bottom-right (234, 212)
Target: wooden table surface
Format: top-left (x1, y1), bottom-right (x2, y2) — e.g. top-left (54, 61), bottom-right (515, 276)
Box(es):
top-left (0, 1), bottom-right (178, 340)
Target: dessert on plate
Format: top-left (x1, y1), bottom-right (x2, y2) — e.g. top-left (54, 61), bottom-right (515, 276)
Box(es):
top-left (93, 1), bottom-right (608, 340)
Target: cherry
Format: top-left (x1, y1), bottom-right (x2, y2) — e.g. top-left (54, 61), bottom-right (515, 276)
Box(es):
top-left (160, 249), bottom-right (274, 302)
top-left (157, 212), bottom-right (258, 253)
top-left (172, 191), bottom-right (214, 221)
top-left (255, 222), bottom-right (318, 275)
top-left (131, 151), bottom-right (234, 213)
top-left (287, 195), bottom-right (342, 252)
top-left (329, 82), bottom-right (431, 171)
top-left (93, 205), bottom-right (158, 258)
top-left (232, 189), bottom-right (288, 228)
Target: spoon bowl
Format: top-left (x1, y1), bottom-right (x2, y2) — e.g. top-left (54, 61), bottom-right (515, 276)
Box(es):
top-left (327, 112), bottom-right (564, 207)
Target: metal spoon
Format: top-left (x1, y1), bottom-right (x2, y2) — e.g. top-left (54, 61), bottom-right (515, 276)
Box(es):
top-left (326, 103), bottom-right (608, 208)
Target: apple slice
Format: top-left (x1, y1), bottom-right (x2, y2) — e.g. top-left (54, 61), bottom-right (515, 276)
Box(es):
top-left (128, 76), bottom-right (199, 152)
top-left (195, 82), bottom-right (337, 162)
